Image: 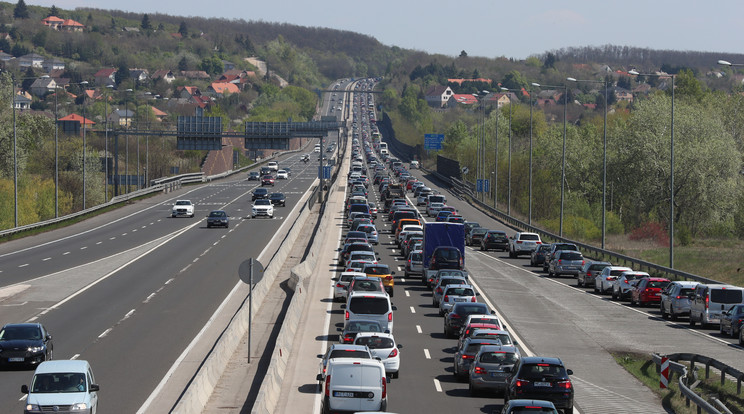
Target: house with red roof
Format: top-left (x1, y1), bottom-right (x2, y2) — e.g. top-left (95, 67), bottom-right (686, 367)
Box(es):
top-left (58, 113), bottom-right (95, 134)
top-left (208, 82), bottom-right (240, 96)
top-left (447, 94), bottom-right (478, 107)
top-left (42, 16), bottom-right (84, 32)
top-left (94, 68), bottom-right (116, 86)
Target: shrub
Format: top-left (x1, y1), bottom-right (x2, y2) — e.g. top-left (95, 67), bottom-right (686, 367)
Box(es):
top-left (629, 222), bottom-right (669, 246)
top-left (676, 224), bottom-right (692, 246)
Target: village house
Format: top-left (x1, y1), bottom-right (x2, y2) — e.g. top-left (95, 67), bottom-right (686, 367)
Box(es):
top-left (425, 85), bottom-right (453, 108)
top-left (94, 68), bottom-right (116, 87)
top-left (152, 70), bottom-right (177, 84)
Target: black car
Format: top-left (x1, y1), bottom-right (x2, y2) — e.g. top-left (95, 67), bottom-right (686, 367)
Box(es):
top-left (430, 246), bottom-right (464, 271)
top-left (505, 356), bottom-right (574, 414)
top-left (466, 227), bottom-right (489, 246)
top-left (0, 323), bottom-right (53, 368)
top-left (252, 187), bottom-right (269, 200)
top-left (248, 171), bottom-right (260, 181)
top-left (481, 230), bottom-right (510, 252)
top-left (206, 210), bottom-right (229, 228)
top-left (269, 192), bottom-right (286, 207)
top-left (260, 166), bottom-right (272, 175)
top-left (337, 319), bottom-right (387, 344)
top-left (444, 302), bottom-right (492, 338)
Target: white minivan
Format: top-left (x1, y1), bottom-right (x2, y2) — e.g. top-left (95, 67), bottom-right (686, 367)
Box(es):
top-left (22, 359), bottom-right (99, 414)
top-left (319, 358), bottom-right (388, 413)
top-left (345, 291), bottom-right (396, 333)
top-left (689, 284), bottom-right (744, 327)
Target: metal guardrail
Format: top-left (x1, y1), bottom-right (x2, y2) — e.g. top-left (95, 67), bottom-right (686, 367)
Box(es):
top-left (651, 352), bottom-right (744, 413)
top-left (428, 171), bottom-right (723, 286)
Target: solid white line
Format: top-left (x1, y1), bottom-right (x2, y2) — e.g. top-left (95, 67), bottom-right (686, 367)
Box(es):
top-left (424, 349), bottom-right (431, 359)
top-left (433, 378), bottom-right (442, 392)
top-left (98, 328), bottom-right (112, 338)
top-left (416, 325), bottom-right (422, 334)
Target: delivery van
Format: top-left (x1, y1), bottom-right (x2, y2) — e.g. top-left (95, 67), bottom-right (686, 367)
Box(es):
top-left (22, 360), bottom-right (99, 414)
top-left (318, 358), bottom-right (387, 413)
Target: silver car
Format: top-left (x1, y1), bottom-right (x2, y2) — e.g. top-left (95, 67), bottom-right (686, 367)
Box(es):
top-left (334, 272), bottom-right (366, 302)
top-left (405, 250), bottom-right (423, 277)
top-left (547, 250), bottom-right (585, 277)
top-left (432, 276), bottom-right (468, 307)
top-left (577, 261), bottom-right (612, 288)
top-left (611, 271), bottom-right (649, 301)
top-left (660, 281), bottom-right (699, 320)
top-left (439, 284), bottom-right (477, 316)
top-left (594, 266), bottom-right (632, 294)
top-left (468, 344), bottom-right (520, 396)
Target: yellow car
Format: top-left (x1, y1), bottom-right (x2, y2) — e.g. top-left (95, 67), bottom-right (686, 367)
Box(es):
top-left (363, 264), bottom-right (395, 297)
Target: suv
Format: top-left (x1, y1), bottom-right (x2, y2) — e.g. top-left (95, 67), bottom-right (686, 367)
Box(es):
top-left (509, 232), bottom-right (542, 258)
top-left (429, 246), bottom-right (464, 271)
top-left (577, 261), bottom-right (612, 288)
top-left (542, 243), bottom-right (579, 272)
top-left (505, 356), bottom-right (574, 414)
top-left (547, 251), bottom-right (585, 277)
top-left (171, 199), bottom-right (195, 218)
top-left (251, 199), bottom-right (274, 218)
top-left (345, 291), bottom-right (396, 333)
top-left (481, 230), bottom-right (509, 252)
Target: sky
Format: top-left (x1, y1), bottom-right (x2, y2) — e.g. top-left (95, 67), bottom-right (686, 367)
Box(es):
top-left (27, 0), bottom-right (744, 60)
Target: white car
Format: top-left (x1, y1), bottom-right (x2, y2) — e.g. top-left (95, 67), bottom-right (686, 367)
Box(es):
top-left (267, 161), bottom-right (278, 171)
top-left (171, 200), bottom-right (195, 218)
top-left (353, 332), bottom-right (401, 378)
top-left (426, 202), bottom-right (445, 217)
top-left (595, 266), bottom-right (633, 294)
top-left (251, 199), bottom-right (274, 218)
top-left (508, 232), bottom-right (542, 257)
top-left (276, 170), bottom-right (289, 179)
top-left (439, 284), bottom-right (477, 316)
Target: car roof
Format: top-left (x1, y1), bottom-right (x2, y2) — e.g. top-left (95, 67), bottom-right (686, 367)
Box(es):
top-left (328, 344), bottom-right (371, 352)
top-left (348, 291), bottom-right (389, 299)
top-left (355, 332), bottom-right (395, 340)
top-left (520, 356), bottom-right (564, 365)
top-left (2, 322), bottom-right (42, 329)
top-left (672, 281), bottom-right (699, 287)
top-left (34, 360), bottom-right (91, 374)
top-left (507, 399), bottom-right (556, 408)
top-left (478, 344), bottom-right (519, 353)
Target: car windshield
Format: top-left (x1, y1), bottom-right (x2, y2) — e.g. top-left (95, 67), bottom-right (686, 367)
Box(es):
top-left (0, 325), bottom-right (41, 340)
top-left (455, 304), bottom-right (488, 315)
top-left (474, 332), bottom-right (512, 344)
top-left (521, 363), bottom-right (567, 379)
top-left (445, 287), bottom-right (474, 296)
top-left (480, 351), bottom-right (518, 364)
top-left (352, 280), bottom-right (382, 292)
top-left (520, 234), bottom-right (540, 241)
top-left (31, 373), bottom-right (86, 393)
top-left (349, 297), bottom-right (389, 314)
top-left (346, 321), bottom-right (383, 332)
top-left (255, 200), bottom-right (271, 206)
top-left (209, 211), bottom-right (226, 218)
top-left (175, 201), bottom-right (191, 206)
top-left (355, 336), bottom-right (395, 349)
top-left (436, 249), bottom-right (460, 260)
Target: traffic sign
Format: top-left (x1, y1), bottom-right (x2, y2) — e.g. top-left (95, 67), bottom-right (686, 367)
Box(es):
top-left (424, 134), bottom-right (444, 150)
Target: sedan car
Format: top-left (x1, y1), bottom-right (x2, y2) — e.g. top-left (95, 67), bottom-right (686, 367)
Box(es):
top-left (269, 192), bottom-right (286, 207)
top-left (206, 210), bottom-right (229, 228)
top-left (454, 338), bottom-right (502, 380)
top-left (251, 199), bottom-right (274, 218)
top-left (276, 169), bottom-right (289, 179)
top-left (353, 332), bottom-right (401, 378)
top-left (630, 277), bottom-right (671, 307)
top-left (0, 323), bottom-right (53, 368)
top-left (248, 171), bottom-right (260, 180)
top-left (720, 304), bottom-right (744, 338)
top-left (481, 230), bottom-right (510, 252)
top-left (261, 175), bottom-right (275, 186)
top-left (660, 281), bottom-right (699, 320)
top-left (594, 266), bottom-right (632, 294)
top-left (334, 272), bottom-right (365, 302)
top-left (427, 202), bottom-right (445, 217)
top-left (171, 199), bottom-right (195, 218)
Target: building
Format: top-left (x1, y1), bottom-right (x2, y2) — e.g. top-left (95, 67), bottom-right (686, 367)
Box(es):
top-left (42, 59), bottom-right (65, 72)
top-left (447, 94), bottom-right (478, 107)
top-left (42, 16), bottom-right (85, 32)
top-left (152, 70), bottom-right (177, 84)
top-left (94, 68), bottom-right (116, 87)
top-left (108, 109), bottom-right (135, 127)
top-left (29, 77), bottom-right (57, 97)
top-left (18, 53), bottom-right (45, 69)
top-left (425, 85), bottom-right (453, 108)
top-left (207, 82), bottom-right (240, 97)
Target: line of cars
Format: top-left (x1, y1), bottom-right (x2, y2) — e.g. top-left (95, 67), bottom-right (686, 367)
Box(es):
top-left (507, 231), bottom-right (744, 347)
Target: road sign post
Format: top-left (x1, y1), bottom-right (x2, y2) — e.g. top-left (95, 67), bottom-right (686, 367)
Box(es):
top-left (239, 258), bottom-right (264, 364)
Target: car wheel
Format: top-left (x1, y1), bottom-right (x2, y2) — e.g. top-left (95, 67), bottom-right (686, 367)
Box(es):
top-left (578, 278), bottom-right (583, 287)
top-left (739, 328), bottom-right (744, 346)
top-left (660, 304), bottom-right (667, 318)
top-left (669, 305), bottom-right (678, 321)
top-left (391, 371), bottom-right (399, 379)
top-left (689, 314), bottom-right (697, 327)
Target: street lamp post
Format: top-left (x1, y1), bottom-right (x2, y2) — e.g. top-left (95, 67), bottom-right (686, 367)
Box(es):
top-left (4, 71), bottom-right (19, 227)
top-left (78, 81), bottom-right (89, 209)
top-left (104, 84), bottom-right (113, 201)
top-left (500, 87), bottom-right (514, 216)
top-left (567, 77), bottom-right (608, 249)
top-left (54, 83), bottom-right (59, 218)
top-left (629, 69), bottom-right (675, 268)
top-left (124, 89), bottom-right (132, 193)
top-left (528, 83), bottom-right (540, 224)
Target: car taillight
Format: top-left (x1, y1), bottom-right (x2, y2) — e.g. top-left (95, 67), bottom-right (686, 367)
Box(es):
top-left (558, 259), bottom-right (563, 265)
top-left (436, 287), bottom-right (442, 294)
top-left (474, 366), bottom-right (486, 375)
top-left (624, 280), bottom-right (629, 284)
top-left (606, 276), bottom-right (613, 281)
top-left (516, 379), bottom-right (529, 388)
top-left (581, 260), bottom-right (585, 266)
top-left (536, 241), bottom-right (542, 244)
top-left (343, 335), bottom-right (354, 343)
top-left (388, 312), bottom-right (393, 322)
top-left (388, 348), bottom-right (398, 358)
top-left (516, 241), bottom-right (523, 244)
top-left (325, 375), bottom-right (331, 397)
top-left (345, 311), bottom-right (349, 320)
top-left (462, 354), bottom-right (474, 360)
top-left (381, 376), bottom-right (387, 399)
top-left (336, 283), bottom-right (344, 288)
top-left (705, 295), bottom-right (709, 309)
top-left (450, 313), bottom-right (461, 319)
top-left (459, 256), bottom-right (464, 268)
top-left (558, 380), bottom-right (572, 390)
top-left (471, 296), bottom-right (476, 302)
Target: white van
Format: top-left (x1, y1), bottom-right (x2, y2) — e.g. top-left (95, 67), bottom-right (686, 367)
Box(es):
top-left (690, 284), bottom-right (744, 327)
top-left (319, 358), bottom-right (387, 413)
top-left (314, 144), bottom-right (322, 153)
top-left (345, 291), bottom-right (396, 333)
top-left (22, 360), bottom-right (99, 414)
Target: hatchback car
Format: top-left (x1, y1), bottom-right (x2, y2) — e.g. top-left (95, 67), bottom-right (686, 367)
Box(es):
top-left (547, 251), bottom-right (585, 277)
top-left (469, 344), bottom-right (521, 396)
top-left (337, 317), bottom-right (386, 345)
top-left (261, 175), bottom-right (275, 186)
top-left (435, 211), bottom-right (453, 222)
top-left (611, 271), bottom-right (649, 301)
top-left (0, 323), bottom-right (53, 368)
top-left (466, 228), bottom-right (488, 246)
top-left (454, 338), bottom-right (503, 380)
top-left (576, 261), bottom-right (612, 288)
top-left (505, 356), bottom-right (574, 414)
top-left (660, 281), bottom-right (698, 320)
top-left (594, 266), bottom-right (632, 294)
top-left (353, 332), bottom-right (401, 378)
top-left (530, 244), bottom-right (552, 267)
top-left (356, 224), bottom-right (379, 245)
top-left (445, 303), bottom-right (493, 338)
top-left (481, 230), bottom-right (510, 252)
top-left (248, 171), bottom-right (260, 180)
top-left (206, 210), bottom-right (229, 228)
top-left (630, 277), bottom-right (671, 307)
top-left (347, 276), bottom-right (386, 296)
top-left (363, 264), bottom-right (394, 296)
top-left (439, 284), bottom-right (477, 315)
top-left (501, 399), bottom-right (559, 413)
top-left (318, 344), bottom-right (373, 381)
top-left (334, 272), bottom-right (366, 302)
top-left (433, 276), bottom-right (468, 307)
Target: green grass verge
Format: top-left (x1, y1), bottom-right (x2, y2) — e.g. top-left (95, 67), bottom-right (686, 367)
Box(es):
top-left (613, 352), bottom-right (744, 414)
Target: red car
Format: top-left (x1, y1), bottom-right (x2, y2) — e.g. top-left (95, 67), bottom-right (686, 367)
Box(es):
top-left (261, 175), bottom-right (275, 186)
top-left (630, 277), bottom-right (671, 306)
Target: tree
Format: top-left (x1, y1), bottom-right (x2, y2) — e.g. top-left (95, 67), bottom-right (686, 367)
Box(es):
top-left (674, 69), bottom-right (705, 102)
top-left (178, 21), bottom-right (188, 37)
top-left (501, 70), bottom-right (528, 92)
top-left (49, 5), bottom-right (59, 17)
top-left (115, 63), bottom-right (130, 87)
top-left (140, 14), bottom-right (152, 30)
top-left (459, 50), bottom-right (467, 58)
top-left (178, 56), bottom-right (189, 71)
top-left (544, 52), bottom-right (556, 69)
top-left (14, 0), bottom-right (29, 19)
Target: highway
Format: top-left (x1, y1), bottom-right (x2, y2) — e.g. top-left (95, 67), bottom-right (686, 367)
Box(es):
top-left (0, 78), bottom-right (357, 412)
top-left (309, 90), bottom-right (744, 413)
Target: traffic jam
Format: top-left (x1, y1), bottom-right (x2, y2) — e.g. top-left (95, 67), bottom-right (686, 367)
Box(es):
top-left (317, 79), bottom-right (577, 414)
